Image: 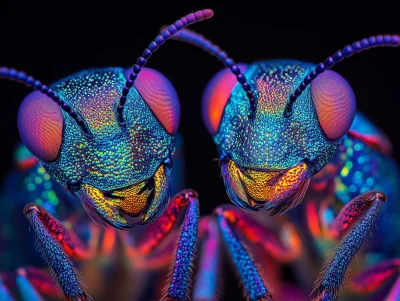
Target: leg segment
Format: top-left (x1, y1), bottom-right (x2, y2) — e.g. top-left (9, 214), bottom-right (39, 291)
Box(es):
top-left (24, 203), bottom-right (89, 301)
top-left (192, 216), bottom-right (222, 301)
top-left (386, 275), bottom-right (400, 301)
top-left (22, 266), bottom-right (59, 298)
top-left (216, 207), bottom-right (272, 301)
top-left (215, 205), bottom-right (302, 301)
top-left (312, 191), bottom-right (386, 301)
top-left (0, 278), bottom-right (15, 301)
top-left (349, 258), bottom-right (400, 294)
top-left (15, 269), bottom-right (44, 301)
top-left (121, 190), bottom-right (199, 301)
top-left (161, 190), bottom-right (199, 301)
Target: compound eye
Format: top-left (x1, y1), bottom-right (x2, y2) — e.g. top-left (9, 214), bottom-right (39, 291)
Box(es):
top-left (202, 64), bottom-right (248, 135)
top-left (124, 67), bottom-right (180, 135)
top-left (310, 70), bottom-right (356, 141)
top-left (17, 91), bottom-right (64, 162)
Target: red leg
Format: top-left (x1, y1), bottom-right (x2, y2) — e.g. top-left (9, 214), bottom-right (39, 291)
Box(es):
top-left (349, 258), bottom-right (400, 294)
top-left (23, 203), bottom-right (100, 300)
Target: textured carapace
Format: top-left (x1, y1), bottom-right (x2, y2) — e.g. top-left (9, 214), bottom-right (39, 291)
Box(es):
top-left (167, 29), bottom-right (400, 218)
top-left (38, 67), bottom-right (174, 229)
top-left (123, 67), bottom-right (180, 135)
top-left (213, 60), bottom-right (340, 213)
top-left (7, 9), bottom-right (215, 230)
top-left (166, 29), bottom-right (344, 213)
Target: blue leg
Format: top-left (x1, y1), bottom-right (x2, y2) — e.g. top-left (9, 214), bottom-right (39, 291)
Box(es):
top-left (313, 191), bottom-right (386, 301)
top-left (192, 216), bottom-right (222, 301)
top-left (160, 190), bottom-right (199, 301)
top-left (0, 277), bottom-right (15, 301)
top-left (15, 269), bottom-right (44, 301)
top-left (215, 206), bottom-right (274, 301)
top-left (24, 204), bottom-right (88, 301)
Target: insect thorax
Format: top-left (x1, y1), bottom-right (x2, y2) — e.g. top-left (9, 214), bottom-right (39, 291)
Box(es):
top-left (214, 60), bottom-right (340, 172)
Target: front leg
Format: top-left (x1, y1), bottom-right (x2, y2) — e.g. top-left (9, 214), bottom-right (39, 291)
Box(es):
top-left (121, 189), bottom-right (200, 301)
top-left (312, 191), bottom-right (386, 301)
top-left (23, 203), bottom-right (96, 301)
top-left (15, 269), bottom-right (45, 301)
top-left (0, 277), bottom-right (15, 301)
top-left (192, 216), bottom-right (222, 301)
top-left (215, 205), bottom-right (302, 301)
top-left (385, 275), bottom-right (400, 301)
top-left (348, 258), bottom-right (400, 297)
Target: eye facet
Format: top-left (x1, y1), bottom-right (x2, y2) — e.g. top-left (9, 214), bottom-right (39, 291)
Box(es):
top-left (124, 67), bottom-right (180, 135)
top-left (310, 70), bottom-right (356, 141)
top-left (17, 91), bottom-right (64, 162)
top-left (202, 64), bottom-right (248, 135)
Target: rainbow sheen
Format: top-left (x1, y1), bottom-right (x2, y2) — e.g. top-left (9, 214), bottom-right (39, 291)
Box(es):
top-left (42, 68), bottom-right (174, 191)
top-left (215, 60), bottom-right (339, 172)
top-left (36, 68), bottom-right (176, 227)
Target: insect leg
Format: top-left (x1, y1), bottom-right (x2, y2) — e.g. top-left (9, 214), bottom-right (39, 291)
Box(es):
top-left (0, 277), bottom-right (15, 301)
top-left (24, 203), bottom-right (90, 301)
top-left (215, 205), bottom-right (302, 301)
top-left (122, 190), bottom-right (199, 301)
top-left (312, 191), bottom-right (386, 301)
top-left (15, 269), bottom-right (45, 301)
top-left (13, 266), bottom-right (60, 299)
top-left (192, 216), bottom-right (222, 301)
top-left (385, 275), bottom-right (400, 301)
top-left (349, 258), bottom-right (400, 295)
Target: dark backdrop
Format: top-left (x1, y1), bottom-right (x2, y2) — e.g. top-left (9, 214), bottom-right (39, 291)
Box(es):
top-left (1, 1), bottom-right (400, 300)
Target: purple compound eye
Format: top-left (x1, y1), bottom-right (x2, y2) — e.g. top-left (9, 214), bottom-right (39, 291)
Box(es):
top-left (124, 67), bottom-right (180, 135)
top-left (202, 64), bottom-right (248, 135)
top-left (310, 70), bottom-right (356, 141)
top-left (17, 91), bottom-right (64, 162)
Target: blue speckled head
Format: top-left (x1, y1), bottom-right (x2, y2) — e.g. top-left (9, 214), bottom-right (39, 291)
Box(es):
top-left (35, 68), bottom-right (174, 229)
top-left (214, 60), bottom-right (341, 212)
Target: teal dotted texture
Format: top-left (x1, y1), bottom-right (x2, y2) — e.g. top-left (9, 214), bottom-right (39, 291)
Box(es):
top-left (214, 60), bottom-right (340, 172)
top-left (41, 68), bottom-right (174, 191)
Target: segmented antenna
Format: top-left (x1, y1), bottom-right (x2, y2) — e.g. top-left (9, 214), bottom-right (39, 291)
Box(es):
top-left (284, 34), bottom-right (400, 118)
top-left (166, 28), bottom-right (257, 119)
top-left (0, 67), bottom-right (92, 136)
top-left (117, 9), bottom-right (214, 126)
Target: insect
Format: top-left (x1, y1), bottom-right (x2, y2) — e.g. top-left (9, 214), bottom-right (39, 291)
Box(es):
top-left (0, 134), bottom-right (186, 300)
top-left (0, 9), bottom-right (399, 301)
top-left (0, 9), bottom-right (214, 301)
top-left (165, 28), bottom-right (400, 300)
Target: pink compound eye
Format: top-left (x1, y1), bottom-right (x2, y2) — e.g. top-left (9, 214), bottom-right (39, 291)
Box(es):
top-left (17, 91), bottom-right (64, 162)
top-left (124, 67), bottom-right (180, 135)
top-left (310, 70), bottom-right (356, 141)
top-left (202, 64), bottom-right (248, 135)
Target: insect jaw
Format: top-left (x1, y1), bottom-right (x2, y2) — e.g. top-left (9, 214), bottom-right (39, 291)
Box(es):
top-left (74, 162), bottom-right (171, 230)
top-left (221, 158), bottom-right (315, 215)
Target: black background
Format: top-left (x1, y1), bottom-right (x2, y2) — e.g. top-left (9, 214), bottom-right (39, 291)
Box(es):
top-left (1, 1), bottom-right (400, 300)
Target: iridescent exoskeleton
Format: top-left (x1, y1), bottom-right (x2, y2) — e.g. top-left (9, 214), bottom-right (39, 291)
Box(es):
top-left (0, 9), bottom-right (213, 301)
top-left (168, 28), bottom-right (400, 300)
